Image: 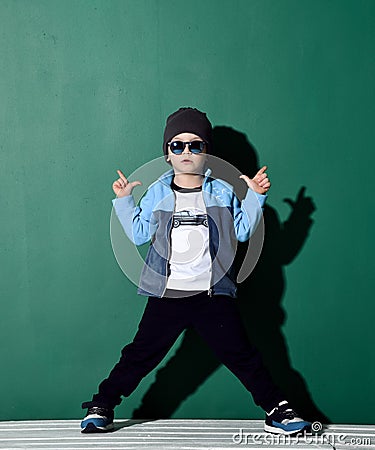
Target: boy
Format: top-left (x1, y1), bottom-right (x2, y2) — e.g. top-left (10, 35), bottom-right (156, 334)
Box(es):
top-left (81, 107), bottom-right (311, 435)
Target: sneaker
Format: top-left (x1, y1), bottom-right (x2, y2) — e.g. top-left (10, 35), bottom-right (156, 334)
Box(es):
top-left (81, 406), bottom-right (114, 433)
top-left (264, 400), bottom-right (311, 435)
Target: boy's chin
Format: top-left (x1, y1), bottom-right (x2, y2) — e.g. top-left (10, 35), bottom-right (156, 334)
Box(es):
top-left (174, 165), bottom-right (206, 175)
top-left (175, 169), bottom-right (204, 175)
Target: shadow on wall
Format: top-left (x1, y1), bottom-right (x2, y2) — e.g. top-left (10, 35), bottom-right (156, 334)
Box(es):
top-left (132, 126), bottom-right (329, 424)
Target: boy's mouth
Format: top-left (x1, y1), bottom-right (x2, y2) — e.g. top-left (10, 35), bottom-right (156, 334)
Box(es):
top-left (181, 159), bottom-right (192, 163)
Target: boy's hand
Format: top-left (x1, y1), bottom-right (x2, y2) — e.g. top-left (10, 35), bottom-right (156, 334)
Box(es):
top-left (112, 169), bottom-right (142, 198)
top-left (239, 166), bottom-right (271, 195)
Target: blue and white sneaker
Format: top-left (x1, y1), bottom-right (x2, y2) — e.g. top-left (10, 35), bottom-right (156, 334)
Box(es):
top-left (81, 406), bottom-right (114, 433)
top-left (264, 401), bottom-right (311, 435)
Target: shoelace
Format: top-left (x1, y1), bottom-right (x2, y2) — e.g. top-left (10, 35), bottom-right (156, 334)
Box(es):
top-left (280, 408), bottom-right (298, 419)
top-left (88, 407), bottom-right (110, 416)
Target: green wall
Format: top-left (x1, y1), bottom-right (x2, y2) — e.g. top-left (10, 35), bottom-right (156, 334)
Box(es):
top-left (1, 0), bottom-right (374, 423)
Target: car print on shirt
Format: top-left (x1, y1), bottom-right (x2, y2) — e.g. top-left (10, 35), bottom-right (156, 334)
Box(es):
top-left (172, 210), bottom-right (208, 228)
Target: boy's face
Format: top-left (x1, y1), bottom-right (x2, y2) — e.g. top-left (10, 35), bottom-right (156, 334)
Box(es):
top-left (166, 132), bottom-right (207, 175)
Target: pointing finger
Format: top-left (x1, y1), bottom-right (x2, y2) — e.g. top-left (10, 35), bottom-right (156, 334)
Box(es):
top-left (117, 169), bottom-right (128, 183)
top-left (256, 166), bottom-right (267, 177)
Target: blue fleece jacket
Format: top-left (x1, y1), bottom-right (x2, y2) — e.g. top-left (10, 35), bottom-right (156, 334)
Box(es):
top-left (112, 168), bottom-right (266, 297)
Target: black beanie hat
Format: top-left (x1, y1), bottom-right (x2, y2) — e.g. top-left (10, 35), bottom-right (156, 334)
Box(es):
top-left (163, 107), bottom-right (213, 156)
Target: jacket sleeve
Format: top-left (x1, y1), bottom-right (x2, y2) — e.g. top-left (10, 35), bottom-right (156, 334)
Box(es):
top-left (232, 190), bottom-right (267, 242)
top-left (112, 188), bottom-right (156, 246)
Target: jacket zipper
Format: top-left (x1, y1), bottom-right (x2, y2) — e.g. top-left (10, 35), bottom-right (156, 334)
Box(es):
top-left (160, 216), bottom-right (173, 299)
top-left (202, 179), bottom-right (214, 298)
top-left (161, 189), bottom-right (175, 298)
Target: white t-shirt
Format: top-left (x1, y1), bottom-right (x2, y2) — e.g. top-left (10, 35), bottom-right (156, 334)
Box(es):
top-left (166, 181), bottom-right (211, 292)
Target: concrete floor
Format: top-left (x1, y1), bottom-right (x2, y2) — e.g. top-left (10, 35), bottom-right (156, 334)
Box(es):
top-left (0, 419), bottom-right (374, 449)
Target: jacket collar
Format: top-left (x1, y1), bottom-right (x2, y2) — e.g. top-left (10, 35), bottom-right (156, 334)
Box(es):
top-left (158, 167), bottom-right (212, 187)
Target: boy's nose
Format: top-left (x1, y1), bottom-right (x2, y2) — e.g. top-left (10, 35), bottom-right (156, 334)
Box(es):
top-left (182, 143), bottom-right (192, 154)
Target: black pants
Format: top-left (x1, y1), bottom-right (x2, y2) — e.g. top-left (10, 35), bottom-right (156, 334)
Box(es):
top-left (84, 293), bottom-right (285, 413)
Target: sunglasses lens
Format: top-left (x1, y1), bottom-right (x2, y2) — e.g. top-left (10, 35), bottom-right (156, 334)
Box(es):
top-left (190, 141), bottom-right (204, 154)
top-left (169, 140), bottom-right (205, 154)
top-left (169, 141), bottom-right (184, 154)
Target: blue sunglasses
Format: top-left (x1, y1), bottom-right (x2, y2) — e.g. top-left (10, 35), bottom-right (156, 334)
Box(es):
top-left (168, 140), bottom-right (206, 155)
